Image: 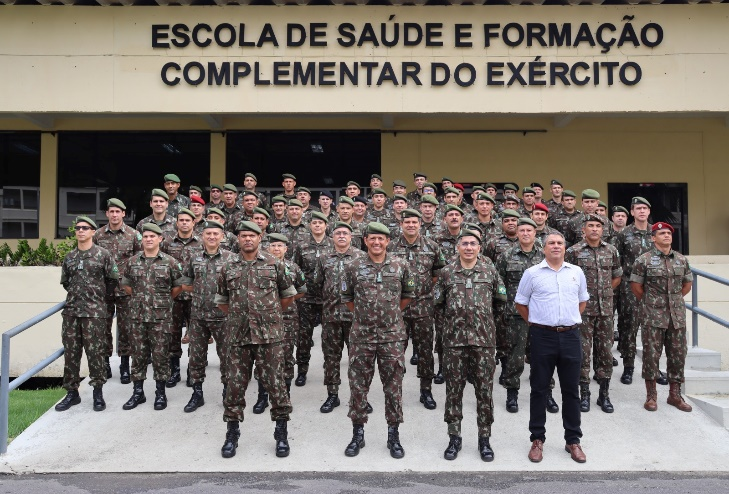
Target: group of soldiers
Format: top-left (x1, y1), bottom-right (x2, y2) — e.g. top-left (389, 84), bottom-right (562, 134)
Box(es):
top-left (55, 171), bottom-right (694, 462)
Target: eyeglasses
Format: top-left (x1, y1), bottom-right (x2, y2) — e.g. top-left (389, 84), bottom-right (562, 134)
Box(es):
top-left (460, 241), bottom-right (479, 247)
top-left (74, 226), bottom-right (93, 231)
top-left (333, 231), bottom-right (351, 236)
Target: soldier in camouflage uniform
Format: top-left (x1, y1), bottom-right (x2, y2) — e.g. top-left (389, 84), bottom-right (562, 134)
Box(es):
top-left (549, 189), bottom-right (579, 234)
top-left (270, 196), bottom-right (289, 231)
top-left (419, 195), bottom-right (441, 239)
top-left (311, 222), bottom-right (366, 413)
top-left (545, 180), bottom-right (564, 216)
top-left (334, 196), bottom-right (364, 250)
top-left (564, 189), bottom-right (615, 247)
top-left (365, 188), bottom-right (398, 233)
top-left (55, 216), bottom-right (119, 413)
top-left (610, 205), bottom-right (630, 346)
top-left (215, 221), bottom-right (297, 459)
top-left (298, 187), bottom-right (321, 223)
top-left (281, 173), bottom-right (298, 201)
top-left (206, 208), bottom-right (239, 254)
top-left (291, 211), bottom-right (333, 387)
top-left (135, 189), bottom-right (176, 235)
top-left (221, 184), bottom-right (244, 226)
top-left (93, 198), bottom-right (142, 384)
top-left (340, 222), bottom-right (415, 459)
top-left (406, 172), bottom-right (427, 206)
top-left (630, 222), bottom-right (693, 413)
top-left (204, 184), bottom-right (225, 216)
top-left (518, 187), bottom-right (537, 218)
top-left (495, 218), bottom-right (545, 414)
top-left (388, 209), bottom-right (446, 410)
top-left (277, 199), bottom-right (310, 256)
top-left (352, 196), bottom-right (368, 224)
top-left (317, 191), bottom-right (337, 224)
top-left (434, 229), bottom-right (507, 461)
top-left (242, 172), bottom-right (268, 209)
top-left (190, 195), bottom-right (207, 235)
top-left (565, 215), bottom-right (622, 414)
top-left (179, 220), bottom-right (236, 413)
top-left (614, 196), bottom-right (654, 385)
top-left (531, 203), bottom-right (559, 249)
top-left (120, 223), bottom-right (184, 411)
top-left (161, 208), bottom-right (202, 388)
top-left (163, 173), bottom-right (191, 218)
top-left (228, 191), bottom-right (257, 230)
top-left (466, 193), bottom-right (501, 241)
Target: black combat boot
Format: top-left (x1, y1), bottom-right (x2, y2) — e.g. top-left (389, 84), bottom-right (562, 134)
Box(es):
top-left (434, 362), bottom-right (445, 385)
top-left (580, 383), bottom-right (591, 412)
top-left (166, 357), bottom-right (181, 388)
top-left (345, 424), bottom-right (365, 457)
top-left (612, 357), bottom-right (619, 367)
top-left (498, 357), bottom-right (507, 386)
top-left (154, 380), bottom-right (167, 410)
top-left (55, 390), bottom-right (81, 412)
top-left (221, 421), bottom-right (240, 458)
top-left (184, 382), bottom-right (205, 413)
top-left (506, 388), bottom-right (518, 413)
top-left (387, 425), bottom-right (405, 459)
top-left (123, 381), bottom-right (146, 410)
top-left (320, 393), bottom-right (340, 413)
top-left (657, 370), bottom-right (668, 386)
top-left (274, 419), bottom-right (290, 458)
top-left (420, 389), bottom-right (437, 410)
top-left (252, 381), bottom-right (269, 414)
top-left (186, 368), bottom-right (193, 388)
top-left (443, 434), bottom-right (462, 460)
top-left (295, 372), bottom-right (307, 387)
top-left (479, 436), bottom-right (495, 462)
top-left (105, 356), bottom-right (112, 379)
top-left (92, 386), bottom-right (106, 412)
top-left (410, 350), bottom-right (419, 366)
top-left (596, 379), bottom-right (614, 413)
top-left (620, 366), bottom-right (634, 385)
top-left (366, 402), bottom-right (373, 414)
top-left (119, 355), bottom-right (131, 384)
top-left (546, 390), bottom-right (559, 413)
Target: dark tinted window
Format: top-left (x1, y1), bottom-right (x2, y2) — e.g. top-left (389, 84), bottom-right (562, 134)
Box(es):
top-left (0, 133), bottom-right (41, 239)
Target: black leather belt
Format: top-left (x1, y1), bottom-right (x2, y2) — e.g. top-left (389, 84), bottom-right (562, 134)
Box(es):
top-left (531, 323), bottom-right (578, 333)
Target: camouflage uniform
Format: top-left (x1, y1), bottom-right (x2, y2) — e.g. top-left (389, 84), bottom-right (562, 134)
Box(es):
top-left (614, 223), bottom-right (653, 367)
top-left (388, 234), bottom-right (446, 390)
top-left (534, 225), bottom-right (560, 250)
top-left (549, 208), bottom-right (580, 235)
top-left (181, 247), bottom-right (236, 385)
top-left (135, 214), bottom-right (176, 236)
top-left (341, 254), bottom-right (415, 425)
top-left (406, 190), bottom-right (423, 208)
top-left (312, 246), bottom-right (366, 393)
top-left (420, 220), bottom-right (440, 240)
top-left (495, 245), bottom-right (545, 390)
top-left (545, 198), bottom-right (562, 216)
top-left (270, 216), bottom-right (288, 232)
top-left (281, 259), bottom-right (307, 381)
top-left (277, 222), bottom-right (311, 259)
top-left (93, 223), bottom-right (142, 358)
top-left (434, 258), bottom-right (506, 437)
top-left (167, 194), bottom-right (191, 218)
top-left (228, 209), bottom-right (254, 232)
top-left (214, 250), bottom-right (296, 423)
top-left (565, 241), bottom-right (622, 384)
top-left (219, 230), bottom-right (240, 254)
top-left (630, 247), bottom-right (693, 383)
top-left (204, 200), bottom-right (225, 216)
top-left (482, 234), bottom-right (519, 361)
top-left (60, 245), bottom-right (119, 391)
top-left (120, 250), bottom-right (184, 382)
top-left (565, 212), bottom-right (615, 247)
top-left (432, 228), bottom-right (462, 363)
top-left (291, 234), bottom-right (334, 375)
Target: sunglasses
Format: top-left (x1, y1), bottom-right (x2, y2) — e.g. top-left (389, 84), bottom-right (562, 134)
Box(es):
top-left (74, 225), bottom-right (93, 231)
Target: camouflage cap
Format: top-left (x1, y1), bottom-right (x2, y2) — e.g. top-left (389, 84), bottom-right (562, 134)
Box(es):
top-left (288, 199), bottom-right (304, 208)
top-left (413, 172), bottom-right (427, 179)
top-left (444, 187), bottom-right (460, 196)
top-left (477, 193), bottom-right (496, 204)
top-left (420, 195), bottom-right (439, 206)
top-left (282, 173), bottom-right (296, 180)
top-left (210, 184), bottom-right (223, 191)
top-left (501, 209), bottom-right (521, 220)
top-left (347, 181), bottom-right (361, 188)
top-left (445, 204), bottom-right (464, 216)
top-left (206, 207), bottom-right (225, 218)
top-left (393, 194), bottom-right (408, 203)
top-left (253, 207), bottom-right (270, 218)
top-left (612, 205), bottom-right (629, 215)
top-left (296, 186), bottom-right (311, 195)
top-left (270, 195), bottom-right (288, 205)
top-left (584, 213), bottom-right (606, 226)
top-left (177, 208), bottom-right (195, 219)
top-left (401, 208), bottom-right (422, 219)
top-left (163, 173), bottom-right (181, 183)
top-left (151, 188), bottom-right (169, 201)
top-left (332, 222), bottom-right (353, 232)
top-left (371, 188), bottom-right (388, 197)
top-left (223, 183), bottom-right (238, 193)
top-left (203, 220), bottom-right (225, 230)
top-left (504, 183), bottom-right (519, 192)
top-left (75, 215), bottom-right (98, 230)
top-left (245, 172), bottom-right (257, 181)
top-left (522, 187), bottom-right (535, 195)
top-left (267, 233), bottom-right (289, 244)
top-left (518, 218), bottom-right (537, 229)
top-left (311, 211), bottom-right (329, 223)
top-left (365, 221), bottom-right (391, 237)
top-left (458, 229), bottom-right (482, 244)
top-left (107, 198), bottom-right (126, 211)
top-left (392, 180), bottom-right (407, 188)
top-left (582, 189), bottom-right (600, 199)
top-left (142, 223), bottom-right (163, 235)
top-left (632, 196), bottom-right (651, 208)
top-left (338, 196), bottom-right (355, 206)
top-left (371, 173), bottom-right (382, 180)
top-left (235, 221), bottom-right (262, 235)
top-left (562, 189), bottom-right (577, 198)
top-left (189, 185), bottom-right (203, 194)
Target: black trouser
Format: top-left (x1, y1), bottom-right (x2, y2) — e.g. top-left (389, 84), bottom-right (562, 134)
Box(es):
top-left (528, 325), bottom-right (583, 445)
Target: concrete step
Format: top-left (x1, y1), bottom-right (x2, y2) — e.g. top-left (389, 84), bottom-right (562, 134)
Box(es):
top-left (684, 370), bottom-right (729, 395)
top-left (687, 394), bottom-right (729, 430)
top-left (636, 345), bottom-right (722, 371)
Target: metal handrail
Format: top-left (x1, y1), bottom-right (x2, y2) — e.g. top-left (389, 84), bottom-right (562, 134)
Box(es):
top-left (0, 301), bottom-right (66, 455)
top-left (685, 267), bottom-right (729, 348)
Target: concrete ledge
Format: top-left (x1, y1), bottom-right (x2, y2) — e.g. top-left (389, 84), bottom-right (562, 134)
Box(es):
top-left (684, 370), bottom-right (729, 395)
top-left (688, 394), bottom-right (729, 430)
top-left (636, 346), bottom-right (722, 371)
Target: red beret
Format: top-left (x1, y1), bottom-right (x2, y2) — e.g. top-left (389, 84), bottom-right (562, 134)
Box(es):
top-left (652, 222), bottom-right (674, 234)
top-left (453, 183), bottom-right (464, 192)
top-left (190, 195), bottom-right (206, 206)
top-left (533, 203), bottom-right (549, 213)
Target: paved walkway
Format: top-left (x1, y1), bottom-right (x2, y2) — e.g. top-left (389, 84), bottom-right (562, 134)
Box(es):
top-left (3, 327), bottom-right (729, 473)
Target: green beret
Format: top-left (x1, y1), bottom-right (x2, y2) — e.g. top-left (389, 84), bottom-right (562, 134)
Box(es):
top-left (371, 174), bottom-right (382, 180)
top-left (371, 188), bottom-right (388, 197)
top-left (164, 173), bottom-right (181, 183)
top-left (311, 211), bottom-right (329, 223)
top-left (338, 196), bottom-right (355, 206)
top-left (562, 189), bottom-right (577, 198)
top-left (471, 186), bottom-right (485, 193)
top-left (477, 193), bottom-right (496, 204)
top-left (142, 223), bottom-right (163, 235)
top-left (458, 230), bottom-right (482, 244)
top-left (245, 173), bottom-right (257, 181)
top-left (464, 223), bottom-right (484, 235)
top-left (393, 194), bottom-right (408, 203)
top-left (444, 187), bottom-right (460, 196)
top-left (241, 190), bottom-right (258, 198)
top-left (401, 208), bottom-right (422, 219)
top-left (392, 180), bottom-right (407, 188)
top-left (504, 183), bottom-right (518, 192)
top-left (347, 181), bottom-right (361, 188)
top-left (423, 182), bottom-right (436, 190)
top-left (332, 222), bottom-right (353, 232)
top-left (612, 205), bottom-right (629, 215)
top-left (189, 185), bottom-right (202, 194)
top-left (206, 207), bottom-right (225, 218)
top-left (632, 196), bottom-right (651, 208)
top-left (420, 195), bottom-right (439, 206)
top-left (223, 183), bottom-right (238, 193)
top-left (441, 177), bottom-right (453, 183)
top-left (151, 188), bottom-right (169, 201)
top-left (501, 209), bottom-right (521, 220)
top-left (413, 172), bottom-right (427, 179)
top-left (504, 196), bottom-right (521, 204)
top-left (582, 189), bottom-right (600, 200)
top-left (522, 187), bottom-right (535, 195)
top-left (365, 221), bottom-right (391, 237)
top-left (296, 187), bottom-right (311, 195)
top-left (203, 220), bottom-right (225, 230)
top-left (282, 173), bottom-right (296, 180)
top-left (270, 195), bottom-right (287, 205)
top-left (598, 201), bottom-right (607, 209)
top-left (235, 221), bottom-right (262, 235)
top-left (267, 233), bottom-right (289, 244)
top-left (107, 198), bottom-right (126, 211)
top-left (518, 218), bottom-right (537, 229)
top-left (75, 215), bottom-right (97, 230)
top-left (210, 184), bottom-right (223, 191)
top-left (288, 199), bottom-right (303, 208)
top-left (445, 204), bottom-right (464, 216)
top-left (253, 207), bottom-right (270, 218)
top-left (584, 213), bottom-right (606, 226)
top-left (484, 183), bottom-right (497, 190)
top-left (177, 208), bottom-right (195, 219)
